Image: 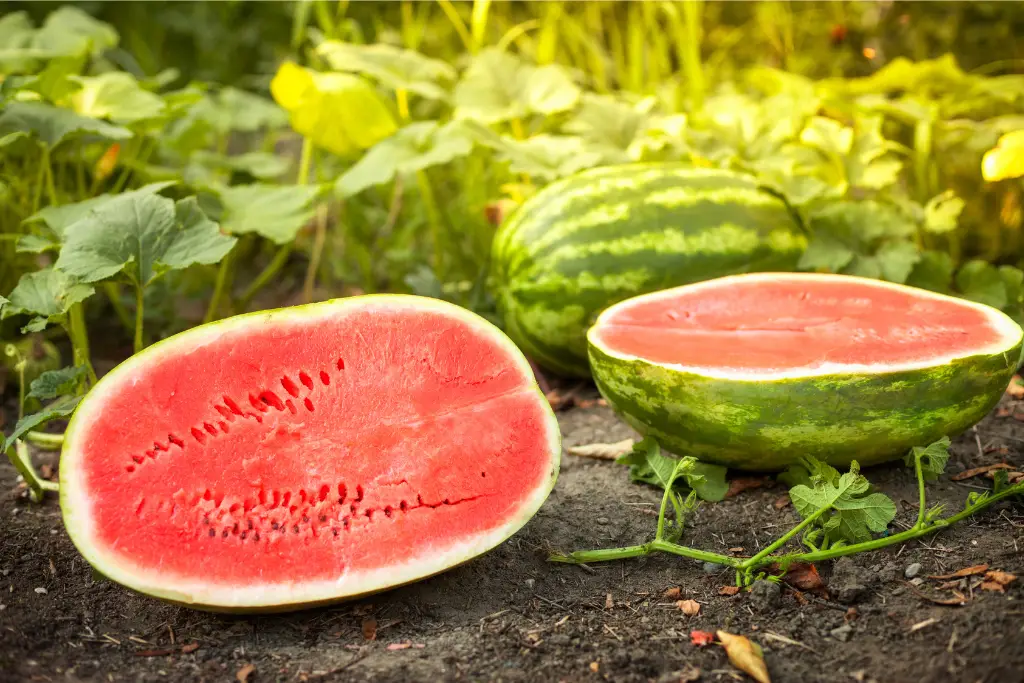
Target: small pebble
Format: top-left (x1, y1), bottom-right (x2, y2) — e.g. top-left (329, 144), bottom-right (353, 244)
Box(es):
top-left (702, 562), bottom-right (720, 574)
top-left (904, 563), bottom-right (922, 579)
top-left (910, 577), bottom-right (925, 587)
top-left (524, 578), bottom-right (535, 589)
top-left (830, 624), bottom-right (853, 642)
top-left (596, 517), bottom-right (610, 525)
top-left (34, 587), bottom-right (47, 594)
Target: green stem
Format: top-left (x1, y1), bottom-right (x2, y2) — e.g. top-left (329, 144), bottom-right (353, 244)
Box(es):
top-left (655, 475), bottom-right (676, 540)
top-left (133, 285), bottom-right (145, 354)
top-left (680, 0), bottom-right (705, 112)
top-left (913, 452), bottom-right (927, 529)
top-left (44, 152), bottom-right (58, 207)
top-left (415, 170), bottom-right (445, 281)
top-left (652, 539), bottom-right (740, 566)
top-left (239, 244), bottom-right (293, 310)
top-left (738, 503), bottom-right (831, 571)
top-left (303, 203), bottom-right (329, 304)
top-left (103, 282), bottom-right (135, 334)
top-left (25, 431), bottom-right (64, 450)
top-left (31, 147), bottom-right (49, 214)
top-left (470, 0), bottom-right (491, 52)
top-left (550, 543), bottom-right (654, 565)
top-left (436, 0), bottom-right (474, 52)
top-left (203, 249), bottom-right (235, 323)
top-left (17, 359), bottom-right (25, 421)
top-left (297, 137), bottom-right (314, 185)
top-left (5, 440), bottom-right (58, 503)
top-left (66, 304), bottom-right (97, 386)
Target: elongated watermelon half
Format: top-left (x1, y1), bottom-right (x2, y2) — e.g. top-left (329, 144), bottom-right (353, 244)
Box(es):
top-left (59, 295), bottom-right (561, 612)
top-left (588, 273), bottom-right (1023, 471)
top-left (492, 163), bottom-right (807, 378)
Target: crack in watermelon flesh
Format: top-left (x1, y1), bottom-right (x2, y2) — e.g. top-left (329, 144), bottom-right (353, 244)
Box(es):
top-left (592, 273), bottom-right (1019, 377)
top-left (60, 297), bottom-right (560, 610)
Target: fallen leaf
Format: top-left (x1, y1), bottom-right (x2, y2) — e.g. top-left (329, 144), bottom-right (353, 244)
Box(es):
top-left (936, 580), bottom-right (962, 590)
top-left (575, 398), bottom-right (607, 409)
top-left (719, 585), bottom-right (741, 596)
top-left (980, 581), bottom-right (1005, 592)
top-left (663, 587), bottom-right (682, 599)
top-left (40, 464), bottom-right (54, 480)
top-left (589, 661), bottom-right (600, 673)
top-left (236, 663), bottom-right (255, 682)
top-left (983, 570), bottom-right (1017, 587)
top-left (690, 630), bottom-right (716, 647)
top-left (950, 463), bottom-right (1012, 481)
top-left (1006, 375), bottom-right (1024, 398)
top-left (984, 445), bottom-right (1010, 455)
top-left (605, 593), bottom-right (614, 609)
top-left (387, 642), bottom-right (412, 650)
top-left (717, 630), bottom-right (771, 683)
top-left (773, 495), bottom-right (791, 510)
top-left (361, 617), bottom-right (377, 641)
top-left (726, 477), bottom-right (772, 498)
top-left (909, 617), bottom-right (938, 633)
top-left (781, 563), bottom-right (826, 595)
top-left (903, 581), bottom-right (968, 605)
top-left (728, 547), bottom-right (745, 554)
top-left (677, 599), bottom-right (701, 616)
top-left (926, 564), bottom-right (989, 580)
top-left (180, 642), bottom-right (199, 654)
top-left (567, 439), bottom-right (635, 460)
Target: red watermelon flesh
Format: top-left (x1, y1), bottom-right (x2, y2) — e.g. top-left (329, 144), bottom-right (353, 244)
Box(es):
top-left (60, 296), bottom-right (560, 611)
top-left (593, 273), bottom-right (1016, 376)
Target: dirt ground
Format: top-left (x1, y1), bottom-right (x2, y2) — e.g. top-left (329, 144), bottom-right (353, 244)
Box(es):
top-left (2, 382), bottom-right (1023, 683)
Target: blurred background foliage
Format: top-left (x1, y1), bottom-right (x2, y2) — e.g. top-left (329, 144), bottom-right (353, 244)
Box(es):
top-left (1, 0), bottom-right (1023, 376)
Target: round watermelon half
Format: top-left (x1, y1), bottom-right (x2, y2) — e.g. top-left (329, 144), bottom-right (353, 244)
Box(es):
top-left (588, 272), bottom-right (1023, 472)
top-left (59, 295), bottom-right (561, 612)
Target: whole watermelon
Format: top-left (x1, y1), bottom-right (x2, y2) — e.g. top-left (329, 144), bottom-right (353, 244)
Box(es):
top-left (491, 163), bottom-right (808, 377)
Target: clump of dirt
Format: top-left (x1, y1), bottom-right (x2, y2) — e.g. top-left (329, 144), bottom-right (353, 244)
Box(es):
top-left (2, 387), bottom-right (1022, 682)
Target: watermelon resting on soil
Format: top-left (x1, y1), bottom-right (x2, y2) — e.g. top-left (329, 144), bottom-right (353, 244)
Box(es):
top-left (491, 163), bottom-right (807, 378)
top-left (588, 273), bottom-right (1023, 471)
top-left (59, 296), bottom-right (561, 611)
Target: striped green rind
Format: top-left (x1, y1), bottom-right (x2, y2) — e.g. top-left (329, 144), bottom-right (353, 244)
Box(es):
top-left (492, 163), bottom-right (807, 377)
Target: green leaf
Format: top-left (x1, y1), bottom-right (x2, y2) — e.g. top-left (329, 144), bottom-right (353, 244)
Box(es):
top-left (906, 250), bottom-right (955, 293)
top-left (189, 151), bottom-right (290, 181)
top-left (30, 7), bottom-right (118, 58)
top-left (0, 101), bottom-right (132, 148)
top-left (2, 394), bottom-right (81, 453)
top-left (903, 436), bottom-right (951, 482)
top-left (453, 48), bottom-right (580, 123)
top-left (616, 438), bottom-right (726, 502)
top-left (270, 61), bottom-right (397, 157)
top-left (808, 200), bottom-right (917, 247)
top-left (70, 72), bottom-right (166, 124)
top-left (27, 365), bottom-right (86, 401)
top-left (685, 461), bottom-right (729, 503)
top-left (874, 240), bottom-right (921, 284)
top-left (16, 234), bottom-right (60, 254)
top-left (317, 40), bottom-right (456, 100)
top-left (54, 192), bottom-right (236, 286)
top-left (214, 184), bottom-right (323, 244)
top-left (956, 260), bottom-right (1007, 310)
top-left (1, 268), bottom-right (94, 331)
top-left (789, 460), bottom-right (896, 545)
top-left (797, 233), bottom-right (855, 273)
top-left (799, 116), bottom-right (853, 158)
top-left (337, 121), bottom-right (474, 196)
top-left (778, 455), bottom-right (841, 490)
top-left (465, 123), bottom-right (602, 180)
top-left (982, 129), bottom-right (1024, 182)
top-left (561, 93), bottom-right (654, 163)
top-left (923, 191), bottom-right (965, 234)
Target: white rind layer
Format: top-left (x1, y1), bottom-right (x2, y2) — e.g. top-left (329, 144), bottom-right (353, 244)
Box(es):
top-left (589, 272), bottom-right (1024, 382)
top-left (60, 294), bottom-right (562, 610)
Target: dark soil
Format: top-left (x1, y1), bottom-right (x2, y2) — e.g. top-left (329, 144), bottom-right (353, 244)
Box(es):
top-left (2, 385), bottom-right (1023, 683)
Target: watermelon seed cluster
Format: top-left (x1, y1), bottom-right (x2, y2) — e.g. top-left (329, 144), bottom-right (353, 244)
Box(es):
top-left (123, 357), bottom-right (346, 473)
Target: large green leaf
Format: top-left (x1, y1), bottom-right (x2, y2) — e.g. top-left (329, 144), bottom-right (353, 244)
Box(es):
top-left (214, 184), bottom-right (324, 244)
top-left (956, 260), bottom-right (1007, 310)
top-left (906, 250), bottom-right (955, 294)
top-left (30, 7), bottom-right (118, 58)
top-left (2, 395), bottom-right (82, 453)
top-left (923, 191), bottom-right (965, 234)
top-left (337, 121), bottom-right (474, 196)
top-left (615, 438), bottom-right (728, 503)
top-left (70, 72), bottom-right (166, 124)
top-left (561, 93), bottom-right (654, 163)
top-left (1, 268), bottom-right (95, 332)
top-left (27, 365), bottom-right (87, 401)
top-left (0, 101), bottom-right (131, 148)
top-left (466, 123), bottom-right (601, 180)
top-left (270, 61), bottom-right (397, 157)
top-left (317, 40), bottom-right (456, 100)
top-left (453, 48), bottom-right (580, 123)
top-left (54, 193), bottom-right (236, 286)
top-left (903, 437), bottom-right (951, 482)
top-left (789, 459), bottom-right (896, 545)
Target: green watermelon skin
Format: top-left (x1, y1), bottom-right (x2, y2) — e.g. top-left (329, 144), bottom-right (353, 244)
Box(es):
top-left (589, 336), bottom-right (1022, 473)
top-left (492, 163), bottom-right (808, 377)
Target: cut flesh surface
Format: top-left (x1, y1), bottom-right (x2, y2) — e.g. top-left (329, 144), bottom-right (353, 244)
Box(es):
top-left (591, 273), bottom-right (1023, 379)
top-left (60, 296), bottom-right (560, 610)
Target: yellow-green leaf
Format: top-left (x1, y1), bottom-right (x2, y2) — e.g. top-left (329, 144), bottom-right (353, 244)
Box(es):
top-left (982, 130), bottom-right (1024, 182)
top-left (270, 61), bottom-right (397, 157)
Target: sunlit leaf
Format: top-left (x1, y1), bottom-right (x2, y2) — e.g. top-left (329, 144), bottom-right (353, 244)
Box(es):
top-left (561, 93), bottom-right (654, 163)
top-left (214, 183), bottom-right (324, 244)
top-left (70, 72), bottom-right (166, 124)
top-left (800, 116), bottom-right (853, 158)
top-left (982, 130), bottom-right (1024, 182)
top-left (54, 193), bottom-right (236, 286)
top-left (337, 121), bottom-right (474, 196)
top-left (30, 7), bottom-right (118, 58)
top-left (317, 40), bottom-right (456, 100)
top-left (453, 47), bottom-right (580, 123)
top-left (271, 61), bottom-right (397, 157)
top-left (0, 101), bottom-right (131, 148)
top-left (874, 240), bottom-right (921, 284)
top-left (1, 268), bottom-right (94, 332)
top-left (466, 123), bottom-right (601, 180)
top-left (15, 234), bottom-right (59, 254)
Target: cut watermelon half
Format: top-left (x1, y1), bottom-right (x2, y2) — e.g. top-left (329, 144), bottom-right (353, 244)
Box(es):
top-left (59, 296), bottom-right (561, 611)
top-left (588, 273), bottom-right (1023, 471)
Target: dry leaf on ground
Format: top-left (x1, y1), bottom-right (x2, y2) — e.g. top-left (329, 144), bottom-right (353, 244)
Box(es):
top-left (719, 585), bottom-right (741, 596)
top-left (773, 495), bottom-right (791, 510)
top-left (663, 587), bottom-right (682, 599)
top-left (236, 664), bottom-right (255, 683)
top-left (981, 570), bottom-right (1017, 592)
top-left (725, 477), bottom-right (772, 498)
top-left (605, 593), bottom-right (614, 609)
top-left (717, 631), bottom-right (771, 683)
top-left (677, 599), bottom-right (701, 616)
top-left (361, 617), bottom-right (377, 641)
top-left (567, 439), bottom-right (636, 460)
top-left (1005, 375), bottom-right (1024, 398)
top-left (690, 630), bottom-right (716, 647)
top-left (904, 581), bottom-right (968, 605)
top-left (950, 464), bottom-right (1012, 481)
top-left (780, 562), bottom-right (826, 594)
top-left (180, 642), bottom-right (199, 654)
top-left (927, 564), bottom-right (989, 580)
